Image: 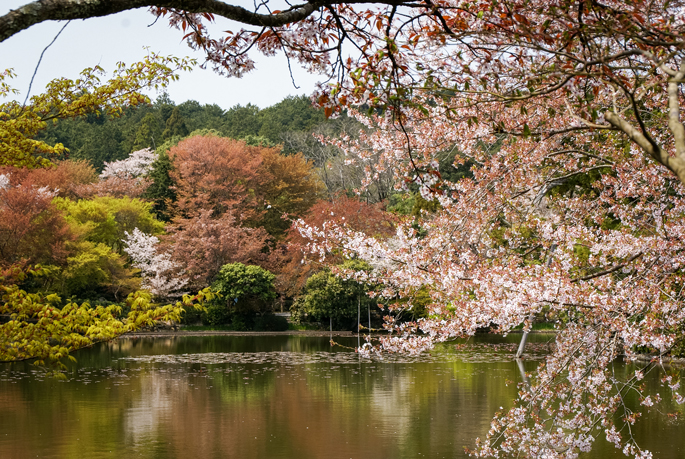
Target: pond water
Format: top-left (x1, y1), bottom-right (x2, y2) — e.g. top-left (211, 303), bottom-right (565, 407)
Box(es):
top-left (0, 333), bottom-right (683, 459)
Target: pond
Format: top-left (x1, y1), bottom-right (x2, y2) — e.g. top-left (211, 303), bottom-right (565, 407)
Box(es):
top-left (0, 333), bottom-right (683, 459)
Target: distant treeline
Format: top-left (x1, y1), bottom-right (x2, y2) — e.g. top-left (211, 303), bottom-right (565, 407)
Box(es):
top-left (38, 94), bottom-right (329, 171)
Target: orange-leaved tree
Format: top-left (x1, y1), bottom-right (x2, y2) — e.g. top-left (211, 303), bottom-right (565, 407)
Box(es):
top-left (169, 134), bottom-right (265, 219)
top-left (163, 210), bottom-right (270, 291)
top-left (0, 177), bottom-right (72, 268)
top-left (249, 148), bottom-right (325, 240)
top-left (277, 195), bottom-right (395, 298)
top-left (164, 133), bottom-right (325, 289)
top-left (0, 160), bottom-right (98, 199)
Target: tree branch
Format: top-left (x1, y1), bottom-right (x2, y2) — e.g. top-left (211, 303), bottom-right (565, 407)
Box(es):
top-left (570, 252), bottom-right (643, 283)
top-left (605, 110), bottom-right (685, 183)
top-left (668, 60), bottom-right (685, 162)
top-left (0, 0), bottom-right (322, 42)
top-left (0, 0), bottom-right (422, 43)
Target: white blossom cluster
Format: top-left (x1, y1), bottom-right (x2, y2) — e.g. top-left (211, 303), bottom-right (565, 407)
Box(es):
top-left (123, 228), bottom-right (187, 299)
top-left (0, 174), bottom-right (10, 190)
top-left (100, 148), bottom-right (157, 179)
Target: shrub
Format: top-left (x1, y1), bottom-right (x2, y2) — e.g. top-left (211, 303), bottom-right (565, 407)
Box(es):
top-left (291, 260), bottom-right (375, 330)
top-left (203, 263), bottom-right (277, 328)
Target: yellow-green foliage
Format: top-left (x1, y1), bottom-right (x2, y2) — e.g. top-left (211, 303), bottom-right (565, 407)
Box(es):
top-left (411, 194), bottom-right (441, 218)
top-left (46, 196), bottom-right (164, 300)
top-left (0, 266), bottom-right (214, 375)
top-left (43, 196), bottom-right (164, 300)
top-left (0, 55), bottom-right (193, 169)
top-left (54, 196), bottom-right (164, 252)
top-left (59, 240), bottom-right (140, 300)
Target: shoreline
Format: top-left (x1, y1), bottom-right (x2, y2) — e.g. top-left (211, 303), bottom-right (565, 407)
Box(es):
top-left (119, 330), bottom-right (685, 365)
top-left (121, 329), bottom-right (558, 338)
top-left (121, 329), bottom-right (364, 338)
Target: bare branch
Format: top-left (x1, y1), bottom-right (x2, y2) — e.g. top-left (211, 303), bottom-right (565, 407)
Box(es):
top-left (1, 0), bottom-right (331, 42)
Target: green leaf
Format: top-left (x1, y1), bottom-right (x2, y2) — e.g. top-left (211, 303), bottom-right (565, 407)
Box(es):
top-left (522, 123), bottom-right (531, 138)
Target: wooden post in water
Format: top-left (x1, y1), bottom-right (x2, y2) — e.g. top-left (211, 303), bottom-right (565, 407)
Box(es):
top-left (368, 302), bottom-right (371, 337)
top-left (357, 296), bottom-right (361, 333)
top-left (357, 296), bottom-right (361, 348)
top-left (515, 325), bottom-right (531, 359)
top-left (516, 357), bottom-right (530, 387)
top-left (516, 244), bottom-right (556, 359)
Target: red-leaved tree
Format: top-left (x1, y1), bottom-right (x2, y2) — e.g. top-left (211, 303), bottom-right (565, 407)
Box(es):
top-left (278, 195), bottom-right (394, 298)
top-left (163, 210), bottom-right (269, 291)
top-left (0, 179), bottom-right (72, 268)
top-left (169, 134), bottom-right (265, 220)
top-left (1, 160), bottom-right (98, 200)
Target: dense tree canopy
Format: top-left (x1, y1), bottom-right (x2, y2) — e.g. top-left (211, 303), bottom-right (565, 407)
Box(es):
top-left (34, 94), bottom-right (329, 171)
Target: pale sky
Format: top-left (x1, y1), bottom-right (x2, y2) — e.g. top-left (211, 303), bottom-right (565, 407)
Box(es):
top-left (0, 1), bottom-right (324, 109)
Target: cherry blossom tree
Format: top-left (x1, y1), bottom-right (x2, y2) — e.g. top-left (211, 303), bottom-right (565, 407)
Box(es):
top-left (77, 149), bottom-right (157, 199)
top-left (100, 148), bottom-right (157, 179)
top-left (296, 98), bottom-right (685, 457)
top-left (123, 227), bottom-right (188, 299)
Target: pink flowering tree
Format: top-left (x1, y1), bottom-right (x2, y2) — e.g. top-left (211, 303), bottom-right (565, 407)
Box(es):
top-left (298, 100), bottom-right (685, 459)
top-left (293, 2), bottom-right (685, 454)
top-left (100, 148), bottom-right (157, 179)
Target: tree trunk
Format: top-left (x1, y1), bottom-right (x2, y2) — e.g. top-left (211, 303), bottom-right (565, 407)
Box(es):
top-left (516, 244), bottom-right (556, 359)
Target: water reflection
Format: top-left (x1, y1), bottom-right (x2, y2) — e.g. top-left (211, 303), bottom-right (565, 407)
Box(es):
top-left (0, 334), bottom-right (682, 458)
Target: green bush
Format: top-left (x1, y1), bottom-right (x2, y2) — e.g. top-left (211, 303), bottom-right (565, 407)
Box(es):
top-left (203, 263), bottom-right (277, 329)
top-left (203, 303), bottom-right (232, 327)
top-left (291, 259), bottom-right (376, 330)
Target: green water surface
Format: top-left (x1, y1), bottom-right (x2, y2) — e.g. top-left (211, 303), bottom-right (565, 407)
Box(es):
top-left (0, 334), bottom-right (682, 458)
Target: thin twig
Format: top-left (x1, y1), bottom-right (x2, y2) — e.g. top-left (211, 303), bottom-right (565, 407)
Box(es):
top-left (23, 20), bottom-right (71, 106)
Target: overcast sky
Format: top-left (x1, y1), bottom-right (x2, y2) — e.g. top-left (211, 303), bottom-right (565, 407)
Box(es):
top-left (0, 1), bottom-right (324, 109)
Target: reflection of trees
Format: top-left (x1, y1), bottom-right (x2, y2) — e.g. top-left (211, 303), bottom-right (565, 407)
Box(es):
top-left (123, 371), bottom-right (174, 446)
top-left (1, 338), bottom-right (684, 459)
top-left (301, 359), bottom-right (524, 457)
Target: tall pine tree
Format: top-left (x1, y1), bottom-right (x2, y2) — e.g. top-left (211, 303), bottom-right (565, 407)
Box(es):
top-left (143, 150), bottom-right (176, 221)
top-left (162, 106), bottom-right (189, 140)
